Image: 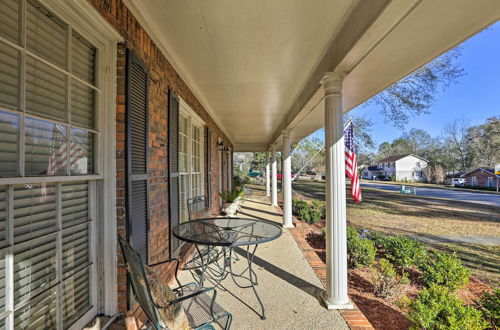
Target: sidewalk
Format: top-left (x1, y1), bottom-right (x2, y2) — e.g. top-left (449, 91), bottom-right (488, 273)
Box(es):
top-left (177, 193), bottom-right (349, 329)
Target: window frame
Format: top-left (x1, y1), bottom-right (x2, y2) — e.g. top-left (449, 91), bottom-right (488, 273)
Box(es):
top-left (0, 0), bottom-right (121, 328)
top-left (179, 99), bottom-right (205, 222)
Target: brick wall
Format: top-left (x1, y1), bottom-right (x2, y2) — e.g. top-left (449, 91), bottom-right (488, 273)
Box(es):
top-left (89, 0), bottom-right (232, 324)
top-left (464, 169), bottom-right (497, 188)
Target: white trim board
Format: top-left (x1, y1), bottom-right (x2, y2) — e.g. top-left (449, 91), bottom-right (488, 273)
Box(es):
top-left (41, 0), bottom-right (122, 322)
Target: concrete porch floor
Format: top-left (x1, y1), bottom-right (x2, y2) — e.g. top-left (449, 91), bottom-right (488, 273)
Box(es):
top-left (177, 191), bottom-right (349, 329)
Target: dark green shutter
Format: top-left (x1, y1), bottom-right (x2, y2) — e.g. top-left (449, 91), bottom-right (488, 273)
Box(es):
top-left (205, 126), bottom-right (211, 209)
top-left (168, 89), bottom-right (180, 253)
top-left (126, 50), bottom-right (149, 263)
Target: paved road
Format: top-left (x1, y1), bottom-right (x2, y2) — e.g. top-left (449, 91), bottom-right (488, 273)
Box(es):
top-left (361, 182), bottom-right (500, 207)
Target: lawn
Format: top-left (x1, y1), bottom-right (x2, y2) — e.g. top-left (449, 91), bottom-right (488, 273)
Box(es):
top-left (292, 180), bottom-right (500, 285)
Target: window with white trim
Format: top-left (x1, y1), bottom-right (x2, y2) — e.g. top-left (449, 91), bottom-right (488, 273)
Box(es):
top-left (179, 105), bottom-right (205, 223)
top-left (0, 0), bottom-right (99, 328)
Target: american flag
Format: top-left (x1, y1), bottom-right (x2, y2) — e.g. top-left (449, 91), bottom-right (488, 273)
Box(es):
top-left (344, 121), bottom-right (362, 203)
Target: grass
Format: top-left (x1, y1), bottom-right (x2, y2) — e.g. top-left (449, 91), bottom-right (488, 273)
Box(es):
top-left (293, 181), bottom-right (500, 237)
top-left (429, 243), bottom-right (500, 286)
top-left (292, 180), bottom-right (500, 284)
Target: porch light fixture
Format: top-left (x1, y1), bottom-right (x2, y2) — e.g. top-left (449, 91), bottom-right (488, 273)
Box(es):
top-left (217, 138), bottom-right (224, 151)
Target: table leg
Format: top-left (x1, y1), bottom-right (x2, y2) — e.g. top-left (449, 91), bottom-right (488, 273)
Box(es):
top-left (195, 244), bottom-right (206, 288)
top-left (229, 244), bottom-right (266, 320)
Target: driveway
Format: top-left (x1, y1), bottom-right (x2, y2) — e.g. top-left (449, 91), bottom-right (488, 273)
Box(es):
top-left (361, 182), bottom-right (500, 207)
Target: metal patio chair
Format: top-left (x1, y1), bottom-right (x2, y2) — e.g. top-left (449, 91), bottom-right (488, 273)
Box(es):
top-left (187, 195), bottom-right (208, 220)
top-left (118, 236), bottom-right (232, 330)
top-left (183, 196), bottom-right (220, 271)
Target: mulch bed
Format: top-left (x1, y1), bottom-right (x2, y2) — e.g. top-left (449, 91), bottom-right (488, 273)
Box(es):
top-left (302, 220), bottom-right (491, 330)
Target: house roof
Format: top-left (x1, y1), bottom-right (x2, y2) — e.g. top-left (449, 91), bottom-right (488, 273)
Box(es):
top-left (461, 167), bottom-right (500, 178)
top-left (376, 154), bottom-right (428, 163)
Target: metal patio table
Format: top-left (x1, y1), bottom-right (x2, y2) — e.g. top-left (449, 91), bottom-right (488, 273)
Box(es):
top-left (173, 217), bottom-right (282, 320)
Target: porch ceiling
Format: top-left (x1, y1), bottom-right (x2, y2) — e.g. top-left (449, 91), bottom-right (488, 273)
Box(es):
top-left (125, 0), bottom-right (500, 151)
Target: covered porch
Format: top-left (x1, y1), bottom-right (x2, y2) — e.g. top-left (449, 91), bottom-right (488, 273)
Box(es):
top-left (177, 189), bottom-right (352, 329)
top-left (0, 0), bottom-right (499, 329)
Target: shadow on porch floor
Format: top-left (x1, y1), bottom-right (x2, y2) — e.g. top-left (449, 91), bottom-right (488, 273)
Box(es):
top-left (177, 193), bottom-right (348, 330)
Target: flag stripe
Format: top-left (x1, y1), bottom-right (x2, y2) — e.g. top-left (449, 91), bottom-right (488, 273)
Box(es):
top-left (344, 122), bottom-right (362, 203)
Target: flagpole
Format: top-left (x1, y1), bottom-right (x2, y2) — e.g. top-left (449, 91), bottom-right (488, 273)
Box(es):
top-left (290, 118), bottom-right (353, 183)
top-left (291, 147), bottom-right (324, 182)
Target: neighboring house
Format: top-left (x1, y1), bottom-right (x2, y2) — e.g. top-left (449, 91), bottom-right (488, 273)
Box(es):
top-left (361, 155), bottom-right (428, 181)
top-left (461, 168), bottom-right (500, 189)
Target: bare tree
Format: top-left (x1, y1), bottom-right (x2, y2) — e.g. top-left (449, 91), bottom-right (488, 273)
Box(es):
top-left (424, 165), bottom-right (434, 183)
top-left (444, 118), bottom-right (473, 171)
top-left (367, 48), bottom-right (464, 129)
top-left (433, 165), bottom-right (445, 185)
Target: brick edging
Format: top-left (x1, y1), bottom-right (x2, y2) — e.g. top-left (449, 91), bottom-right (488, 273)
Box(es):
top-left (287, 218), bottom-right (374, 329)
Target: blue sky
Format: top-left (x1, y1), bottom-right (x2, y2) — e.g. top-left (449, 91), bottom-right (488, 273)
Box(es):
top-left (311, 20), bottom-right (500, 148)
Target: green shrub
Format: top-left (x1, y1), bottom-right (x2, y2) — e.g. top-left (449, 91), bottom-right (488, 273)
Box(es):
top-left (479, 288), bottom-right (500, 328)
top-left (321, 227), bottom-right (326, 239)
top-left (347, 227), bottom-right (376, 268)
top-left (311, 199), bottom-right (326, 218)
top-left (233, 168), bottom-right (250, 187)
top-left (371, 258), bottom-right (409, 300)
top-left (382, 236), bottom-right (427, 268)
top-left (292, 199), bottom-right (322, 224)
top-left (400, 285), bottom-right (488, 330)
top-left (292, 199), bottom-right (309, 216)
top-left (366, 230), bottom-right (389, 247)
top-left (307, 208), bottom-right (322, 223)
top-left (419, 251), bottom-right (471, 291)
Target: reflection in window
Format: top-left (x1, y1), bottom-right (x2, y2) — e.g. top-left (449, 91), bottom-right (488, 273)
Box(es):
top-left (70, 128), bottom-right (94, 175)
top-left (25, 117), bottom-right (67, 176)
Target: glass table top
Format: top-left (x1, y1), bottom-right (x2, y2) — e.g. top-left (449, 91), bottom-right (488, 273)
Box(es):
top-left (172, 218), bottom-right (282, 246)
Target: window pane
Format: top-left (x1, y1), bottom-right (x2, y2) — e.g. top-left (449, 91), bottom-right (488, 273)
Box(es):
top-left (26, 0), bottom-right (67, 69)
top-left (0, 110), bottom-right (19, 176)
top-left (0, 250), bottom-right (5, 312)
top-left (25, 117), bottom-right (67, 176)
top-left (0, 41), bottom-right (19, 110)
top-left (63, 267), bottom-right (91, 329)
top-left (26, 56), bottom-right (67, 122)
top-left (0, 187), bottom-right (6, 246)
top-left (0, 0), bottom-right (20, 44)
top-left (70, 128), bottom-right (94, 175)
top-left (14, 234), bottom-right (57, 305)
top-left (72, 31), bottom-right (96, 85)
top-left (71, 79), bottom-right (95, 129)
top-left (62, 223), bottom-right (89, 275)
top-left (14, 284), bottom-right (57, 329)
top-left (179, 174), bottom-right (188, 222)
top-left (13, 184), bottom-right (57, 244)
top-left (62, 181), bottom-right (89, 229)
top-left (179, 153), bottom-right (188, 173)
top-left (180, 116), bottom-right (187, 135)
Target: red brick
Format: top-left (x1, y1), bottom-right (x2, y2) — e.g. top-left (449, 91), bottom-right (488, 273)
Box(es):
top-left (90, 0), bottom-right (233, 323)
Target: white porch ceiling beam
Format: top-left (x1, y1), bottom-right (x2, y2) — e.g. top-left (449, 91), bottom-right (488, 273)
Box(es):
top-left (271, 0), bottom-right (500, 149)
top-left (268, 0), bottom-right (392, 148)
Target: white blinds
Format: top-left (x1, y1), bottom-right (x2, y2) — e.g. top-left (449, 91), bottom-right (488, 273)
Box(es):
top-left (0, 182), bottom-right (93, 329)
top-left (25, 56), bottom-right (67, 121)
top-left (26, 0), bottom-right (67, 69)
top-left (0, 0), bottom-right (98, 178)
top-left (0, 1), bottom-right (98, 328)
top-left (0, 0), bottom-right (19, 44)
top-left (0, 41), bottom-right (18, 110)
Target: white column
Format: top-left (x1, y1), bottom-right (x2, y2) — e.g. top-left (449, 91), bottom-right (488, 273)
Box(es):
top-left (321, 72), bottom-right (353, 309)
top-left (282, 130), bottom-right (293, 228)
top-left (271, 149), bottom-right (278, 206)
top-left (265, 152), bottom-right (271, 196)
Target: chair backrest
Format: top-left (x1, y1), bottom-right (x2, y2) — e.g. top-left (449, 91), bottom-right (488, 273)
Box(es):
top-left (187, 195), bottom-right (206, 220)
top-left (118, 236), bottom-right (161, 328)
